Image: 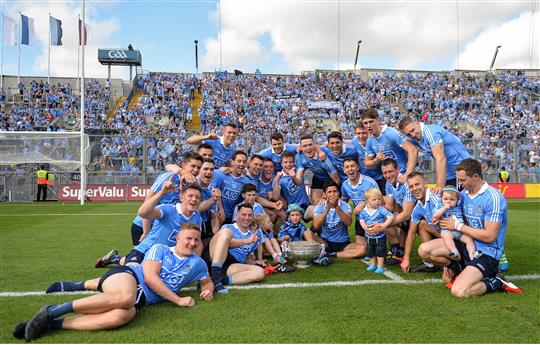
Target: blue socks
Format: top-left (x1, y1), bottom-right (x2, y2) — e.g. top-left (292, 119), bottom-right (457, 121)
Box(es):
top-left (50, 318), bottom-right (64, 330)
top-left (210, 263), bottom-right (229, 294)
top-left (46, 281), bottom-right (85, 294)
top-left (47, 302), bottom-right (74, 318)
top-left (110, 255), bottom-right (121, 265)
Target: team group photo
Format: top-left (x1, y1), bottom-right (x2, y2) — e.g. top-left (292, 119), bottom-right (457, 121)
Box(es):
top-left (0, 0), bottom-right (539, 343)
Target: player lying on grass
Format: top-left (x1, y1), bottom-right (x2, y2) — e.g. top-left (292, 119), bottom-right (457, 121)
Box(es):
top-left (14, 223), bottom-right (213, 341)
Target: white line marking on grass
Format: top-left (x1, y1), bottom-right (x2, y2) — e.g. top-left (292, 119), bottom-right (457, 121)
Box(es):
top-left (1, 213), bottom-right (133, 217)
top-left (2, 274), bottom-right (538, 297)
top-left (358, 258), bottom-right (404, 281)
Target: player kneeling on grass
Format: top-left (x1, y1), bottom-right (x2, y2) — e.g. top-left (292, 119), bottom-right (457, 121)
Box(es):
top-left (418, 159), bottom-right (522, 297)
top-left (431, 186), bottom-right (477, 261)
top-left (358, 189), bottom-right (394, 274)
top-left (15, 223), bottom-right (213, 341)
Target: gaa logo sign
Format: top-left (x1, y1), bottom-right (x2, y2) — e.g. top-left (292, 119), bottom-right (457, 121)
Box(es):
top-left (108, 50), bottom-right (128, 59)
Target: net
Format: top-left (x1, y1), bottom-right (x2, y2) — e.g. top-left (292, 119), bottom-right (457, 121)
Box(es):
top-left (0, 131), bottom-right (90, 170)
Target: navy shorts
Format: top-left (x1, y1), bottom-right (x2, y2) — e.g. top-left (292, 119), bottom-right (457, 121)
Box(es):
top-left (97, 266), bottom-right (146, 309)
top-left (366, 235), bottom-right (387, 258)
top-left (201, 219), bottom-right (214, 240)
top-left (311, 176), bottom-right (331, 190)
top-left (455, 240), bottom-right (498, 278)
top-left (324, 240), bottom-right (350, 253)
top-left (125, 249), bottom-right (145, 265)
top-left (355, 221), bottom-right (365, 237)
top-left (375, 179), bottom-right (387, 196)
top-left (130, 223), bottom-right (143, 246)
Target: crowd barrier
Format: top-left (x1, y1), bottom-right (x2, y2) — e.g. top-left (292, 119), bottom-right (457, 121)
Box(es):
top-left (58, 183), bottom-right (540, 202)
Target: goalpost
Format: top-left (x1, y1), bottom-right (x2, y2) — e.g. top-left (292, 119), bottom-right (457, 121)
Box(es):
top-left (0, 131), bottom-right (90, 203)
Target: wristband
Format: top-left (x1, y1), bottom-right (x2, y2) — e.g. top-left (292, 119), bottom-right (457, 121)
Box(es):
top-left (456, 222), bottom-right (464, 231)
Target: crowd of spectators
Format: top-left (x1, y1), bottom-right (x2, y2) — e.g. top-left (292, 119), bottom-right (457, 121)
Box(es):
top-left (0, 79), bottom-right (111, 132)
top-left (1, 70), bottom-right (539, 179)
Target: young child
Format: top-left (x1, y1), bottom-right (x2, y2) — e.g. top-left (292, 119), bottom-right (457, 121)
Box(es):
top-left (359, 188), bottom-right (394, 274)
top-left (253, 213), bottom-right (285, 264)
top-left (432, 186), bottom-right (476, 260)
top-left (278, 204), bottom-right (308, 252)
top-left (232, 183), bottom-right (265, 222)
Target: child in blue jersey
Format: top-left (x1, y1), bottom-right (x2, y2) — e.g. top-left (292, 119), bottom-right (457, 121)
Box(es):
top-left (432, 186), bottom-right (476, 261)
top-left (359, 189), bottom-right (394, 273)
top-left (253, 213), bottom-right (284, 264)
top-left (278, 204), bottom-right (308, 247)
top-left (232, 184), bottom-right (265, 221)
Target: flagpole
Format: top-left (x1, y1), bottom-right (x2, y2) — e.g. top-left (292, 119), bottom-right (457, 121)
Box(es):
top-left (17, 12), bottom-right (21, 84)
top-left (48, 13), bottom-right (51, 84)
top-left (77, 14), bottom-right (80, 93)
top-left (80, 0), bottom-right (86, 205)
top-left (1, 12), bottom-right (4, 91)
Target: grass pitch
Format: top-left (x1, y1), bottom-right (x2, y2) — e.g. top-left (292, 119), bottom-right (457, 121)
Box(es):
top-left (0, 200), bottom-right (539, 343)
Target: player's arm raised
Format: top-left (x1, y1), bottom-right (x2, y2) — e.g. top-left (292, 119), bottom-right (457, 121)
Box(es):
top-left (138, 176), bottom-right (177, 219)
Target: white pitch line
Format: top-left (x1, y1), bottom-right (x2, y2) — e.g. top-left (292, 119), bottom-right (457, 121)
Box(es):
top-left (1, 213), bottom-right (134, 217)
top-left (358, 258), bottom-right (404, 281)
top-left (2, 274), bottom-right (538, 297)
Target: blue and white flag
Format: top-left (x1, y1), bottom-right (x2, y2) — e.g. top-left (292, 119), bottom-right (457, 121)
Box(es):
top-left (2, 14), bottom-right (17, 46)
top-left (50, 15), bottom-right (62, 46)
top-left (20, 14), bottom-right (35, 45)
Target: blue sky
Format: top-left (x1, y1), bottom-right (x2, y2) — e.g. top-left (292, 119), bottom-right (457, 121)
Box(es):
top-left (1, 0), bottom-right (539, 80)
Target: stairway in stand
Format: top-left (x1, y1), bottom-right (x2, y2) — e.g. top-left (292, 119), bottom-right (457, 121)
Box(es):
top-left (187, 90), bottom-right (202, 132)
top-left (106, 96), bottom-right (126, 122)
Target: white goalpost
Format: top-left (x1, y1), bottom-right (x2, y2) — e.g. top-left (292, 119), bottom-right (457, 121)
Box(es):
top-left (0, 131), bottom-right (90, 202)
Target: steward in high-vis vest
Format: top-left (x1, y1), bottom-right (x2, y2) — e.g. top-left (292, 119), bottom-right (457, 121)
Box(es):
top-left (498, 166), bottom-right (510, 183)
top-left (36, 165), bottom-right (49, 201)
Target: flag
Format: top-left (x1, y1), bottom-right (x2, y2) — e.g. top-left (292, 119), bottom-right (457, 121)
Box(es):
top-left (20, 14), bottom-right (35, 45)
top-left (2, 14), bottom-right (17, 46)
top-left (50, 15), bottom-right (62, 46)
top-left (78, 18), bottom-right (87, 45)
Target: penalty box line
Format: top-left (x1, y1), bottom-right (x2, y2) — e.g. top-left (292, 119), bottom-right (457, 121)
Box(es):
top-left (1, 274), bottom-right (539, 297)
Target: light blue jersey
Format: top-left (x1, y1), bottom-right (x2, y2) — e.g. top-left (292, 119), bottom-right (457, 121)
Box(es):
top-left (278, 174), bottom-right (310, 206)
top-left (415, 123), bottom-right (472, 179)
top-left (321, 145), bottom-right (359, 180)
top-left (203, 137), bottom-right (236, 169)
top-left (365, 125), bottom-right (410, 180)
top-left (224, 223), bottom-right (263, 263)
top-left (257, 177), bottom-right (274, 200)
top-left (341, 175), bottom-right (379, 206)
top-left (130, 244), bottom-right (208, 305)
top-left (411, 189), bottom-right (443, 230)
top-left (277, 220), bottom-right (306, 242)
top-left (198, 179), bottom-right (218, 222)
top-left (135, 204), bottom-right (202, 253)
top-left (385, 181), bottom-right (415, 208)
top-left (358, 206), bottom-right (393, 239)
top-left (461, 183), bottom-right (507, 260)
top-left (212, 170), bottom-right (246, 218)
top-left (259, 144), bottom-right (298, 172)
top-left (313, 199), bottom-right (352, 243)
top-left (132, 172), bottom-right (180, 227)
top-left (295, 152), bottom-right (337, 181)
top-left (350, 137), bottom-right (380, 179)
top-left (232, 201), bottom-right (265, 221)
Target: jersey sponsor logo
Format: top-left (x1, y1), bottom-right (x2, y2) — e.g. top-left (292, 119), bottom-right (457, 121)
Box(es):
top-left (223, 187), bottom-right (240, 200)
top-left (160, 267), bottom-right (187, 290)
top-left (465, 215), bottom-right (483, 229)
top-left (325, 222), bottom-right (341, 232)
top-left (287, 183), bottom-right (301, 195)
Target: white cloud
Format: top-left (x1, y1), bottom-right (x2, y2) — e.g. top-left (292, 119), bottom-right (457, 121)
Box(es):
top-left (4, 1), bottom-right (124, 79)
top-left (458, 11), bottom-right (540, 70)
top-left (200, 0), bottom-right (536, 73)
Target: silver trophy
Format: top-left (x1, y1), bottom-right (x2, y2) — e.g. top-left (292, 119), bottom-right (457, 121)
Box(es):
top-left (287, 241), bottom-right (321, 269)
